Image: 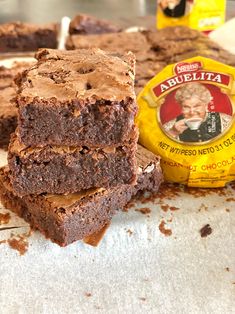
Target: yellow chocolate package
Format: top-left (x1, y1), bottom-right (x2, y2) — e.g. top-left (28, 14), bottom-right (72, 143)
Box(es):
top-left (136, 57), bottom-right (235, 187)
top-left (157, 0), bottom-right (226, 33)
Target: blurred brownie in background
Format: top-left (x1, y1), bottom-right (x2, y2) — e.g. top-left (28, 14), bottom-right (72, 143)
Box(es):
top-left (0, 61), bottom-right (35, 149)
top-left (0, 22), bottom-right (58, 52)
top-left (69, 13), bottom-right (122, 35)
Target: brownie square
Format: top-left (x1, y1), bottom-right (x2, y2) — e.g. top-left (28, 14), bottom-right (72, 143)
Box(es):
top-left (0, 86), bottom-right (18, 149)
top-left (0, 145), bottom-right (163, 246)
top-left (69, 14), bottom-right (122, 35)
top-left (8, 126), bottom-right (138, 196)
top-left (0, 22), bottom-right (58, 53)
top-left (65, 31), bottom-right (156, 62)
top-left (15, 48), bottom-right (137, 147)
top-left (144, 28), bottom-right (235, 66)
top-left (0, 61), bottom-right (35, 148)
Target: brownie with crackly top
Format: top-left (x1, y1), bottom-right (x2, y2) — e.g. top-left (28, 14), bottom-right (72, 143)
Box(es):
top-left (8, 126), bottom-right (138, 196)
top-left (0, 145), bottom-right (163, 246)
top-left (15, 48), bottom-right (137, 148)
top-left (69, 14), bottom-right (122, 35)
top-left (65, 31), bottom-right (156, 62)
top-left (0, 22), bottom-right (58, 53)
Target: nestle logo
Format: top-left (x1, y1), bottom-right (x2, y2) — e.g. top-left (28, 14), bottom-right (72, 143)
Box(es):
top-left (174, 61), bottom-right (202, 75)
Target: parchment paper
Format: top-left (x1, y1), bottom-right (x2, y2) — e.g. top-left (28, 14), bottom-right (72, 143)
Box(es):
top-left (0, 146), bottom-right (234, 314)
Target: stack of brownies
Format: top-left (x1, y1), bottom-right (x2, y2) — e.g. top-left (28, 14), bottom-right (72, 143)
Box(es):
top-left (0, 48), bottom-right (163, 246)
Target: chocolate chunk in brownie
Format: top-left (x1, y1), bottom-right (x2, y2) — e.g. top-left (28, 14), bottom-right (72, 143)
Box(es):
top-left (69, 14), bottom-right (122, 35)
top-left (15, 48), bottom-right (137, 148)
top-left (0, 22), bottom-right (58, 52)
top-left (0, 145), bottom-right (163, 246)
top-left (8, 126), bottom-right (138, 196)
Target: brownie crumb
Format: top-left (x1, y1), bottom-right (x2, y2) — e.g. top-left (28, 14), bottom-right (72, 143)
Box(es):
top-left (85, 292), bottom-right (92, 297)
top-left (200, 224), bottom-right (212, 238)
top-left (126, 229), bottom-right (133, 236)
top-left (0, 212), bottom-right (11, 225)
top-left (225, 208), bottom-right (230, 212)
top-left (135, 207), bottom-right (151, 215)
top-left (169, 206), bottom-right (180, 211)
top-left (7, 234), bottom-right (29, 255)
top-left (226, 197), bottom-right (235, 202)
top-left (185, 186), bottom-right (227, 198)
top-left (225, 267), bottom-right (230, 272)
top-left (161, 204), bottom-right (169, 212)
top-left (198, 203), bottom-right (208, 212)
top-left (139, 297), bottom-right (146, 301)
top-left (158, 220), bottom-right (172, 236)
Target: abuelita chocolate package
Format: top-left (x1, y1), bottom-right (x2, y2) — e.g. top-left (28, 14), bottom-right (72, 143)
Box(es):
top-left (136, 56), bottom-right (235, 187)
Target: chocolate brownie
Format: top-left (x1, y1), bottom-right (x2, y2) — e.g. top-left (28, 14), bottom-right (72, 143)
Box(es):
top-left (65, 31), bottom-right (156, 62)
top-left (15, 48), bottom-right (137, 147)
top-left (0, 86), bottom-right (18, 149)
top-left (8, 126), bottom-right (138, 196)
top-left (66, 27), bottom-right (235, 93)
top-left (145, 28), bottom-right (235, 66)
top-left (0, 61), bottom-right (35, 148)
top-left (135, 60), bottom-right (166, 82)
top-left (0, 22), bottom-right (58, 53)
top-left (0, 145), bottom-right (163, 246)
top-left (69, 14), bottom-right (122, 35)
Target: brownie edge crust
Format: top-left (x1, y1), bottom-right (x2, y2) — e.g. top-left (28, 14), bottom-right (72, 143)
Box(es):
top-left (8, 126), bottom-right (138, 196)
top-left (0, 145), bottom-right (163, 246)
top-left (15, 48), bottom-right (137, 148)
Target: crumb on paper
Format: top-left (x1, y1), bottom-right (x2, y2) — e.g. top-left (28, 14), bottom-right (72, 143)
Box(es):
top-left (225, 208), bottom-right (230, 212)
top-left (0, 212), bottom-right (11, 225)
top-left (225, 267), bottom-right (230, 272)
top-left (139, 297), bottom-right (146, 301)
top-left (1, 229), bottom-right (32, 255)
top-left (7, 234), bottom-right (29, 255)
top-left (200, 224), bottom-right (212, 238)
top-left (158, 220), bottom-right (172, 236)
top-left (126, 229), bottom-right (133, 236)
top-left (198, 203), bottom-right (208, 212)
top-left (161, 204), bottom-right (169, 212)
top-left (135, 207), bottom-right (151, 215)
top-left (85, 292), bottom-right (92, 297)
top-left (185, 186), bottom-right (227, 198)
top-left (169, 206), bottom-right (180, 211)
top-left (226, 197), bottom-right (235, 202)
